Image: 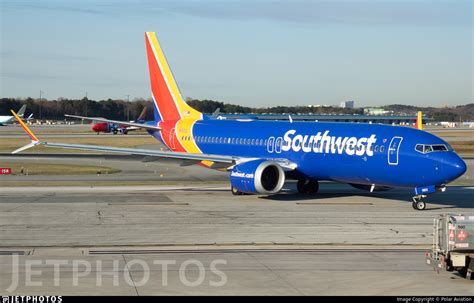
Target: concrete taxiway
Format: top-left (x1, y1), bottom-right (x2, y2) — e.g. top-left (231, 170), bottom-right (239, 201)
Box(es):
top-left (1, 184), bottom-right (473, 295)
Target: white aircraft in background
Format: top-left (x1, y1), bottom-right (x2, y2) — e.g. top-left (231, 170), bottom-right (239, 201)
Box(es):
top-left (0, 105), bottom-right (33, 125)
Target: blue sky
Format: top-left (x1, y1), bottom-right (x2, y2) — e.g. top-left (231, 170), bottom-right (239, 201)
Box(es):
top-left (0, 0), bottom-right (472, 107)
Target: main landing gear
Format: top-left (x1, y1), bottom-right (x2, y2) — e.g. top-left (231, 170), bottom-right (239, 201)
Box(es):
top-left (297, 179), bottom-right (319, 194)
top-left (412, 195), bottom-right (427, 210)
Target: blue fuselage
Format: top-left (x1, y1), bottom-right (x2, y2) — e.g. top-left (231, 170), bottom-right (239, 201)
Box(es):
top-left (151, 119), bottom-right (466, 189)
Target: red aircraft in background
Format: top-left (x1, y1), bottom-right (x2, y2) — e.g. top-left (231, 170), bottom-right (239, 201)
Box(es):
top-left (68, 107), bottom-right (149, 135)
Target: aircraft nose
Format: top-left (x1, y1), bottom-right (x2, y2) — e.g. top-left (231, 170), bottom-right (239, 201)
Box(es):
top-left (443, 154), bottom-right (467, 182)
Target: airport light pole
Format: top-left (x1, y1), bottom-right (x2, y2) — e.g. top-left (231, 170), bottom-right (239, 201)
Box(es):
top-left (126, 94), bottom-right (130, 121)
top-left (39, 90), bottom-right (44, 120)
top-left (85, 92), bottom-right (88, 117)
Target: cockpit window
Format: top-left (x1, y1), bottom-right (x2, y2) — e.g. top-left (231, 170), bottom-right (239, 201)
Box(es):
top-left (415, 144), bottom-right (449, 154)
top-left (431, 145), bottom-right (448, 151)
top-left (423, 145), bottom-right (433, 153)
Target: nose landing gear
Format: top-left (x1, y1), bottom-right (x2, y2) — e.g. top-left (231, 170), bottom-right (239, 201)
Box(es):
top-left (412, 195), bottom-right (427, 210)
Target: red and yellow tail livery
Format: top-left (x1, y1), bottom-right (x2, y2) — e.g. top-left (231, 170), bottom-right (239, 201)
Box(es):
top-left (145, 32), bottom-right (202, 122)
top-left (415, 111), bottom-right (423, 130)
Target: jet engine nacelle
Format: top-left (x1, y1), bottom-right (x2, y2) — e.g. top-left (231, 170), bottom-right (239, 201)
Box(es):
top-left (230, 160), bottom-right (285, 194)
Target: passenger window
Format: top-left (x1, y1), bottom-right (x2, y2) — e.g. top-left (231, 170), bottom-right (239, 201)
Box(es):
top-left (380, 145), bottom-right (385, 152)
top-left (374, 145), bottom-right (379, 152)
top-left (251, 139), bottom-right (255, 145)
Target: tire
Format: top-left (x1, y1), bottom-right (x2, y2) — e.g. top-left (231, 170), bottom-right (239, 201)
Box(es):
top-left (415, 200), bottom-right (426, 210)
top-left (466, 270), bottom-right (473, 280)
top-left (457, 268), bottom-right (467, 277)
top-left (297, 180), bottom-right (306, 194)
top-left (231, 186), bottom-right (241, 196)
top-left (309, 180), bottom-right (319, 193)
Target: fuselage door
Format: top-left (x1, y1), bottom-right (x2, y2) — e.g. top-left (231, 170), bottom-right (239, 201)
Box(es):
top-left (267, 137), bottom-right (275, 153)
top-left (388, 136), bottom-right (403, 165)
top-left (274, 137), bottom-right (283, 153)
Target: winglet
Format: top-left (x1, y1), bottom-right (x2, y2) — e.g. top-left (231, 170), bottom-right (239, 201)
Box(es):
top-left (10, 110), bottom-right (40, 153)
top-left (415, 111), bottom-right (423, 130)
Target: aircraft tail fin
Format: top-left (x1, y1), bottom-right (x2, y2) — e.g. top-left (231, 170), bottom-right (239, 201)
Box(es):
top-left (144, 32), bottom-right (202, 123)
top-left (136, 107), bottom-right (147, 122)
top-left (17, 104), bottom-right (26, 118)
top-left (415, 111), bottom-right (423, 130)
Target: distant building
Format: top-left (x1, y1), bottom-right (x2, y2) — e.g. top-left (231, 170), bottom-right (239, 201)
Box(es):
top-left (364, 108), bottom-right (391, 115)
top-left (340, 101), bottom-right (355, 108)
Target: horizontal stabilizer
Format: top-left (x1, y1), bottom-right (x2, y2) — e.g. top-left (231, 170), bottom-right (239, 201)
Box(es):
top-left (12, 141), bottom-right (39, 154)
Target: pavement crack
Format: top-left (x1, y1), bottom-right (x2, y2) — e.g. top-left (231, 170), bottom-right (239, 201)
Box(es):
top-left (123, 255), bottom-right (140, 296)
top-left (247, 252), bottom-right (304, 296)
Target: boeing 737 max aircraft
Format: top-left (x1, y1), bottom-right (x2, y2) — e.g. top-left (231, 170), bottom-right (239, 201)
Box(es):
top-left (11, 32), bottom-right (467, 210)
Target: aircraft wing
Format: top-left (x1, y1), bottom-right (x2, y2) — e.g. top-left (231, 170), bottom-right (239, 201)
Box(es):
top-left (12, 110), bottom-right (297, 170)
top-left (65, 114), bottom-right (161, 131)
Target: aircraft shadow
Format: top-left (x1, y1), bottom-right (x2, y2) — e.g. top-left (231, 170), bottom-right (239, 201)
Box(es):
top-left (261, 185), bottom-right (474, 210)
